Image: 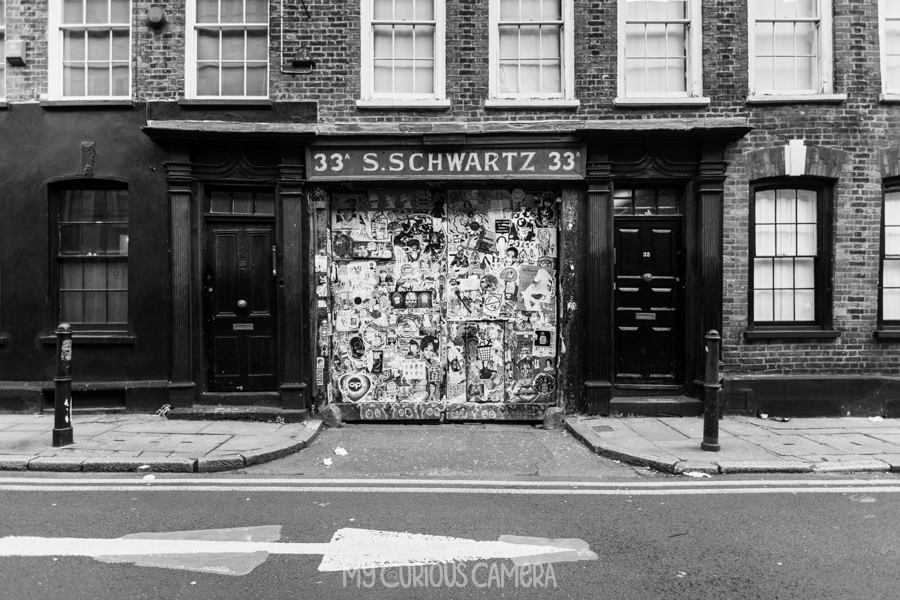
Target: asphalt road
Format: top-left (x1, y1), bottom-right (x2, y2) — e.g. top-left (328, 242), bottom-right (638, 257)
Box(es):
top-left (1, 473), bottom-right (898, 600)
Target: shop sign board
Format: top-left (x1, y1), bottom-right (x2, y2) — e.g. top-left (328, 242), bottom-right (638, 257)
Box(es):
top-left (307, 147), bottom-right (585, 180)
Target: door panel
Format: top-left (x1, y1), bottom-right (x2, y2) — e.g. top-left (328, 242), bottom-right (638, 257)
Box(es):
top-left (614, 219), bottom-right (683, 384)
top-left (206, 224), bottom-right (278, 392)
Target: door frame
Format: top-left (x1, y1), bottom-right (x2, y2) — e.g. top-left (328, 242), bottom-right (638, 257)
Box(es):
top-left (612, 214), bottom-right (686, 389)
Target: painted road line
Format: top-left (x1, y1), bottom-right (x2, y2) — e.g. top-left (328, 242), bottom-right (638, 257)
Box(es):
top-left (0, 526), bottom-right (598, 575)
top-left (1, 484), bottom-right (900, 495)
top-left (1, 477), bottom-right (899, 487)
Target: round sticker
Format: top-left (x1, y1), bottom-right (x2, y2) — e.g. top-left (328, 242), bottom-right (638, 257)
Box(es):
top-left (499, 267), bottom-right (518, 282)
top-left (532, 373), bottom-right (557, 394)
top-left (512, 189), bottom-right (525, 201)
top-left (340, 373), bottom-right (372, 402)
top-left (483, 294), bottom-right (502, 312)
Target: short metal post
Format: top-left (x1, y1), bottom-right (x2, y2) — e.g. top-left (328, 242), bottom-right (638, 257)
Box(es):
top-left (701, 329), bottom-right (721, 452)
top-left (53, 323), bottom-right (74, 447)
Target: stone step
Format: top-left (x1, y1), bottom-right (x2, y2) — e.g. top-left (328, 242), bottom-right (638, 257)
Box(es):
top-left (609, 396), bottom-right (703, 417)
top-left (166, 406), bottom-right (309, 423)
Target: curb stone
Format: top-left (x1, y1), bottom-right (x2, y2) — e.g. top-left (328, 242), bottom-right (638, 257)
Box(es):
top-left (242, 440), bottom-right (305, 467)
top-left (28, 456), bottom-right (85, 472)
top-left (717, 460), bottom-right (813, 474)
top-left (0, 455), bottom-right (32, 471)
top-left (674, 461), bottom-right (720, 475)
top-left (81, 457), bottom-right (196, 473)
top-left (197, 455), bottom-right (246, 473)
top-left (811, 459), bottom-right (891, 473)
top-left (564, 417), bottom-right (679, 473)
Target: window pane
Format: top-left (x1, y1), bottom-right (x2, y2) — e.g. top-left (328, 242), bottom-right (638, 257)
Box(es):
top-left (796, 224), bottom-right (816, 255)
top-left (755, 56), bottom-right (774, 90)
top-left (886, 193), bottom-right (900, 226)
top-left (499, 64), bottom-right (519, 93)
top-left (106, 224), bottom-right (129, 255)
top-left (64, 66), bottom-right (86, 97)
top-left (794, 289), bottom-right (814, 321)
top-left (625, 59), bottom-right (646, 94)
top-left (625, 0), bottom-right (645, 20)
top-left (88, 29), bottom-right (111, 61)
top-left (83, 291), bottom-right (107, 323)
top-left (774, 289), bottom-right (793, 320)
top-left (108, 260), bottom-right (128, 289)
top-left (255, 192), bottom-right (275, 215)
top-left (210, 191), bottom-right (231, 213)
top-left (111, 0), bottom-right (130, 23)
top-left (667, 58), bottom-right (686, 92)
top-left (667, 0), bottom-right (687, 20)
top-left (520, 26), bottom-right (540, 58)
top-left (111, 64), bottom-right (129, 96)
top-left (108, 291), bottom-right (128, 323)
top-left (645, 58), bottom-right (667, 92)
top-left (884, 258), bottom-right (900, 288)
top-left (374, 61), bottom-right (393, 93)
top-left (197, 63), bottom-right (220, 95)
top-left (541, 26), bottom-right (561, 59)
top-left (222, 29), bottom-right (245, 61)
top-left (61, 292), bottom-right (84, 323)
top-left (374, 0), bottom-right (393, 20)
top-left (646, 24), bottom-right (666, 57)
top-left (754, 258), bottom-right (774, 288)
top-left (415, 26), bottom-right (435, 59)
top-left (60, 225), bottom-right (82, 254)
top-left (756, 22), bottom-right (774, 56)
top-left (775, 189), bottom-right (795, 221)
top-left (755, 191), bottom-right (775, 222)
top-left (415, 61), bottom-right (434, 93)
top-left (246, 0), bottom-right (268, 23)
top-left (415, 0), bottom-right (434, 21)
top-left (85, 0), bottom-right (108, 24)
top-left (221, 63), bottom-right (244, 95)
top-left (886, 226), bottom-right (900, 256)
top-left (393, 59), bottom-right (415, 93)
top-left (667, 24), bottom-right (686, 58)
top-left (888, 56), bottom-right (900, 94)
top-left (87, 65), bottom-right (110, 96)
top-left (81, 190), bottom-right (105, 221)
top-left (247, 29), bottom-right (267, 60)
top-left (888, 3), bottom-right (900, 19)
top-left (197, 29), bottom-right (219, 61)
top-left (646, 0), bottom-right (668, 20)
top-left (776, 224), bottom-right (796, 256)
top-left (542, 59), bottom-right (561, 92)
top-left (112, 29), bottom-right (130, 60)
top-left (221, 0), bottom-right (243, 23)
top-left (374, 25), bottom-right (392, 57)
top-left (83, 261), bottom-right (106, 289)
top-left (394, 26), bottom-right (414, 58)
top-left (82, 224), bottom-right (105, 254)
top-left (542, 0), bottom-right (561, 21)
top-left (197, 0), bottom-right (218, 22)
top-left (773, 258), bottom-right (793, 288)
top-left (797, 189), bottom-right (816, 222)
top-left (773, 22), bottom-right (794, 56)
top-left (64, 0), bottom-right (83, 24)
top-left (625, 24), bottom-right (646, 58)
top-left (246, 64), bottom-right (267, 96)
top-left (395, 0), bottom-right (415, 20)
top-left (233, 192), bottom-right (253, 214)
top-left (754, 290), bottom-right (774, 321)
top-left (756, 224), bottom-right (775, 256)
top-left (64, 31), bottom-right (86, 61)
top-left (61, 260), bottom-right (84, 290)
top-left (62, 190), bottom-right (83, 222)
top-left (794, 257), bottom-right (814, 288)
top-left (884, 288), bottom-right (900, 321)
top-left (519, 62), bottom-right (540, 93)
top-left (499, 27), bottom-right (518, 59)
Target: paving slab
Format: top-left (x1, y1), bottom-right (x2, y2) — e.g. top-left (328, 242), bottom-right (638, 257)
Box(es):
top-left (113, 420), bottom-right (213, 434)
top-left (717, 420), bottom-right (770, 436)
top-left (655, 438), bottom-right (780, 462)
top-left (874, 454), bottom-right (900, 471)
top-left (4, 422), bottom-right (58, 432)
top-left (196, 421), bottom-right (286, 436)
top-left (155, 433), bottom-right (232, 453)
top-left (213, 435), bottom-right (291, 452)
top-left (0, 431), bottom-right (47, 455)
top-left (810, 459), bottom-right (891, 473)
top-left (738, 434), bottom-right (838, 457)
top-left (74, 431), bottom-right (168, 451)
top-left (803, 433), bottom-right (900, 455)
top-left (619, 418), bottom-right (691, 442)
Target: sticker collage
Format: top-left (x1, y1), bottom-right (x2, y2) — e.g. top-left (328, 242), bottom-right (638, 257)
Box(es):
top-left (320, 188), bottom-right (559, 408)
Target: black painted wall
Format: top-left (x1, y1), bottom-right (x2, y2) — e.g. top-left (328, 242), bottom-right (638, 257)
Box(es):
top-left (0, 104), bottom-right (169, 407)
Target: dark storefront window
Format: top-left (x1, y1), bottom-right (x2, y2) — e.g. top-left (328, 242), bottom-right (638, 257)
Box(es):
top-left (208, 189), bottom-right (274, 215)
top-left (56, 188), bottom-right (129, 326)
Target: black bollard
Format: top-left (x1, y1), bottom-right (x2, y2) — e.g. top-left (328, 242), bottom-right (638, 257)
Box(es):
top-left (701, 330), bottom-right (721, 452)
top-left (53, 323), bottom-right (74, 447)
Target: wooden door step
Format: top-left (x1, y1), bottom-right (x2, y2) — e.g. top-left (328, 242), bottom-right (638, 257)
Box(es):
top-left (167, 406), bottom-right (308, 423)
top-left (609, 396), bottom-right (703, 417)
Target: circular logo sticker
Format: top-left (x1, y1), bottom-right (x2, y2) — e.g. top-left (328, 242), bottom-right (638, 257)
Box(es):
top-left (340, 373), bottom-right (372, 402)
top-left (532, 373), bottom-right (557, 394)
top-left (483, 294), bottom-right (502, 312)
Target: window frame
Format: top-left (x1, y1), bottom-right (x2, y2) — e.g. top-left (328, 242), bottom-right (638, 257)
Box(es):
top-left (879, 0), bottom-right (900, 98)
top-left (1, 0), bottom-right (6, 101)
top-left (185, 0), bottom-right (270, 100)
top-left (486, 0), bottom-right (577, 107)
top-left (47, 0), bottom-right (133, 100)
top-left (51, 181), bottom-right (130, 333)
top-left (878, 181), bottom-right (900, 335)
top-left (615, 0), bottom-right (705, 103)
top-left (746, 179), bottom-right (835, 337)
top-left (358, 0), bottom-right (447, 108)
top-left (747, 0), bottom-right (834, 97)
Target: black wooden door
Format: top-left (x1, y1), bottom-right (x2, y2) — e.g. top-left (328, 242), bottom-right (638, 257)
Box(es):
top-left (205, 224), bottom-right (278, 392)
top-left (614, 219), bottom-right (683, 384)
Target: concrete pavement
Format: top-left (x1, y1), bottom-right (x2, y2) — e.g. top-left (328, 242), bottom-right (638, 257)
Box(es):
top-left (1, 410), bottom-right (900, 475)
top-left (0, 413), bottom-right (322, 473)
top-left (566, 415), bottom-right (900, 474)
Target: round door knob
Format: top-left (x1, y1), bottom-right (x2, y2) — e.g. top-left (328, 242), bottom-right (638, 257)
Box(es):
top-left (642, 273), bottom-right (653, 282)
top-left (237, 299), bottom-right (248, 308)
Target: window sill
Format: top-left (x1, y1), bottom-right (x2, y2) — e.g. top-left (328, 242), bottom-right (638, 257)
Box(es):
top-left (40, 99), bottom-right (134, 108)
top-left (614, 97), bottom-right (711, 107)
top-left (178, 98), bottom-right (272, 107)
top-left (874, 329), bottom-right (900, 340)
top-left (743, 329), bottom-right (841, 340)
top-left (39, 332), bottom-right (137, 345)
top-left (356, 99), bottom-right (451, 110)
top-left (745, 93), bottom-right (847, 105)
top-left (484, 99), bottom-right (580, 109)
top-left (879, 94), bottom-right (900, 104)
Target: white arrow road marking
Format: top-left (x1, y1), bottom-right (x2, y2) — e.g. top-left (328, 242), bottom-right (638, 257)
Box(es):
top-left (0, 527), bottom-right (598, 576)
